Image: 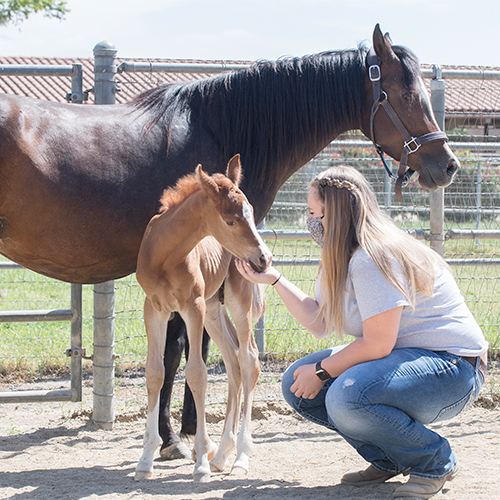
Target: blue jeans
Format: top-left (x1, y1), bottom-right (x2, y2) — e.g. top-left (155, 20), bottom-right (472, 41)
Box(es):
top-left (282, 346), bottom-right (484, 479)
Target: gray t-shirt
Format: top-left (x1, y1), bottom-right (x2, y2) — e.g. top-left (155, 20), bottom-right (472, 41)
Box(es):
top-left (315, 248), bottom-right (488, 357)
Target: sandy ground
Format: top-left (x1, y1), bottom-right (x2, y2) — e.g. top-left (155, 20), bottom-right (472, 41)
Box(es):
top-left (0, 366), bottom-right (499, 500)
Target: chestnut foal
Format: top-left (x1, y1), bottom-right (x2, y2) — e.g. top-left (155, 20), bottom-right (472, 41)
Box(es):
top-left (134, 155), bottom-right (272, 482)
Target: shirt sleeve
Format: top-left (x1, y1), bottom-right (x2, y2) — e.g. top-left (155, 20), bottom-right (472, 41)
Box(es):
top-left (350, 251), bottom-right (410, 321)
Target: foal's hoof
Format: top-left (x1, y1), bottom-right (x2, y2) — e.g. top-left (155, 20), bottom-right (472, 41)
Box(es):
top-left (134, 469), bottom-right (153, 481)
top-left (193, 471), bottom-right (211, 483)
top-left (230, 465), bottom-right (248, 477)
top-left (158, 442), bottom-right (192, 461)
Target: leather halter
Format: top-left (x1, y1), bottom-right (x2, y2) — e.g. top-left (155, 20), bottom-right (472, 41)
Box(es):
top-left (366, 48), bottom-right (448, 202)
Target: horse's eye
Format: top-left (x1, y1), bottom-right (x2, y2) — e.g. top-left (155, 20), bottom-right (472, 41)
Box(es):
top-left (226, 220), bottom-right (235, 227)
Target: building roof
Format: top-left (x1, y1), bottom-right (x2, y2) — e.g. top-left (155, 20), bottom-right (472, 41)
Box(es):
top-left (0, 56), bottom-right (498, 127)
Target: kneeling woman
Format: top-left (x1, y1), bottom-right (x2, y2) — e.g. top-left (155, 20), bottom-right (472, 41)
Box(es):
top-left (235, 166), bottom-right (487, 500)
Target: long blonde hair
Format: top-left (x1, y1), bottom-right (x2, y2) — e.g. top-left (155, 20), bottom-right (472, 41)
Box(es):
top-left (311, 165), bottom-right (449, 336)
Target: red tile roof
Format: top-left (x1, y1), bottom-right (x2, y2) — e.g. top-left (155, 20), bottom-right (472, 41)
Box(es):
top-left (0, 57), bottom-right (498, 119)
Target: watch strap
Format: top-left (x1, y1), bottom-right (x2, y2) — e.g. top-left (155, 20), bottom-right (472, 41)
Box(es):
top-left (315, 360), bottom-right (331, 381)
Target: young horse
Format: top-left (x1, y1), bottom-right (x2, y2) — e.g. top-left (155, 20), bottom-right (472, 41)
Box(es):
top-left (134, 155), bottom-right (272, 482)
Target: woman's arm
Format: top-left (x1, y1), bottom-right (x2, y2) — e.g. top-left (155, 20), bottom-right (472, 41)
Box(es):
top-left (291, 306), bottom-right (403, 399)
top-left (234, 260), bottom-right (328, 338)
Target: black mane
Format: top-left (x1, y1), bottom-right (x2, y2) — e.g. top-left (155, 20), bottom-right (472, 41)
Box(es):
top-left (131, 47), bottom-right (370, 189)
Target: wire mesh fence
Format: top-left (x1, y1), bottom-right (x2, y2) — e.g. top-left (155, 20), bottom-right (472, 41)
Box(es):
top-left (0, 133), bottom-right (498, 374)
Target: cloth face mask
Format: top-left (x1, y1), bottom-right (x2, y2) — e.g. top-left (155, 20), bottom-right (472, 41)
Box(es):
top-left (306, 216), bottom-right (325, 247)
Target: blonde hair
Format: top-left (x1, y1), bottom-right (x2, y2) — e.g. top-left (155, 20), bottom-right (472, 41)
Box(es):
top-left (310, 165), bottom-right (449, 336)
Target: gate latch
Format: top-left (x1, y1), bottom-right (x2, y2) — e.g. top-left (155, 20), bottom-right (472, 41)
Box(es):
top-left (65, 347), bottom-right (93, 360)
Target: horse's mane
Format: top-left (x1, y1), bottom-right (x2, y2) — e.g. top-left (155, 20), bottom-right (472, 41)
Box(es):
top-left (158, 171), bottom-right (234, 213)
top-left (159, 173), bottom-right (199, 213)
top-left (132, 44), bottom-right (420, 190)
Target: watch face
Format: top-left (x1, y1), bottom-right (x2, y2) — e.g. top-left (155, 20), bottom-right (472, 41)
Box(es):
top-left (315, 361), bottom-right (331, 381)
top-left (316, 369), bottom-right (330, 381)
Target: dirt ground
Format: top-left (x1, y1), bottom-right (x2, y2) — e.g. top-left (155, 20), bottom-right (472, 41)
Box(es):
top-left (0, 365), bottom-right (499, 500)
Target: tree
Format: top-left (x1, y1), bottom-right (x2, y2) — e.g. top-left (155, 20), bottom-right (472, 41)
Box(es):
top-left (0, 1), bottom-right (68, 26)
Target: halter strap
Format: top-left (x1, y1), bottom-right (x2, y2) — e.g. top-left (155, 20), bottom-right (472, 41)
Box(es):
top-left (366, 47), bottom-right (448, 201)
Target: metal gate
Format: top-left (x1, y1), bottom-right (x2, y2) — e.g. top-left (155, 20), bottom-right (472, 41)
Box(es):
top-left (0, 64), bottom-right (85, 404)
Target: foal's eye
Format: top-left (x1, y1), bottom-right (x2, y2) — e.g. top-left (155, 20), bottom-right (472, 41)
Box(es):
top-left (226, 220), bottom-right (235, 227)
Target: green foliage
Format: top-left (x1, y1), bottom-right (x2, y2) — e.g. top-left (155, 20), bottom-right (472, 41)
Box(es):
top-left (0, 0), bottom-right (68, 26)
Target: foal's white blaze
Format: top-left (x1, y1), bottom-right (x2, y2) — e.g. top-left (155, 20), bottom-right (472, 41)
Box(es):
top-left (242, 200), bottom-right (272, 265)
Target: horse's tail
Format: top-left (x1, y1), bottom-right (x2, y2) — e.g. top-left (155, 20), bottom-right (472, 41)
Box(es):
top-left (251, 283), bottom-right (266, 322)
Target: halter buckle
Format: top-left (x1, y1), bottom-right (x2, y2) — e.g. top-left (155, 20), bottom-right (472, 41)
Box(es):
top-left (404, 137), bottom-right (421, 154)
top-left (368, 64), bottom-right (381, 82)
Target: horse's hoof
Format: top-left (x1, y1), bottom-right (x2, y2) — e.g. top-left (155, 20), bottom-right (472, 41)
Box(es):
top-left (230, 465), bottom-right (248, 476)
top-left (210, 461), bottom-right (224, 473)
top-left (193, 471), bottom-right (211, 483)
top-left (158, 442), bottom-right (192, 461)
top-left (134, 469), bottom-right (153, 481)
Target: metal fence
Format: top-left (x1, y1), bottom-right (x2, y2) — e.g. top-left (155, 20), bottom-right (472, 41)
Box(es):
top-left (0, 64), bottom-right (84, 404)
top-left (0, 50), bottom-right (499, 416)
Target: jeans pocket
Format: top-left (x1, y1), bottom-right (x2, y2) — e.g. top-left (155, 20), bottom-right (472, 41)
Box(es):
top-left (430, 387), bottom-right (475, 423)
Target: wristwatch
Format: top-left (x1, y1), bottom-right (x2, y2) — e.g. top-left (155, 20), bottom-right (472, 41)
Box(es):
top-left (315, 361), bottom-right (332, 381)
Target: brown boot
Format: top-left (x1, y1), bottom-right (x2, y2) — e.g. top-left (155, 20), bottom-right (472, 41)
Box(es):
top-left (393, 465), bottom-right (459, 499)
top-left (341, 465), bottom-right (408, 486)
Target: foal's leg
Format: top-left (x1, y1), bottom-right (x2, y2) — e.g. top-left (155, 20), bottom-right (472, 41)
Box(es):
top-left (135, 298), bottom-right (170, 480)
top-left (158, 312), bottom-right (191, 460)
top-left (182, 299), bottom-right (217, 482)
top-left (180, 327), bottom-right (211, 439)
top-left (224, 268), bottom-right (262, 473)
top-left (158, 313), bottom-right (211, 460)
top-left (203, 295), bottom-right (243, 473)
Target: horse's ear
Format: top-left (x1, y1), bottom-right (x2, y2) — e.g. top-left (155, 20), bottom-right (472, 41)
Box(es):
top-left (196, 164), bottom-right (220, 204)
top-left (226, 154), bottom-right (242, 187)
top-left (373, 24), bottom-right (398, 64)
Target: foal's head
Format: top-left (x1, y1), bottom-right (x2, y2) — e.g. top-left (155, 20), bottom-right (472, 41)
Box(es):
top-left (198, 154), bottom-right (272, 273)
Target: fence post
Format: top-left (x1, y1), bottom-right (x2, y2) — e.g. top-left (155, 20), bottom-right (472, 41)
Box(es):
top-left (429, 67), bottom-right (446, 256)
top-left (383, 160), bottom-right (393, 217)
top-left (70, 284), bottom-right (83, 401)
top-left (254, 219), bottom-right (266, 356)
top-left (69, 63), bottom-right (84, 104)
top-left (92, 41), bottom-right (117, 430)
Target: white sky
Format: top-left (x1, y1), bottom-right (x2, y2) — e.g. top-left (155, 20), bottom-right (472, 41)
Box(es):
top-left (0, 0), bottom-right (498, 67)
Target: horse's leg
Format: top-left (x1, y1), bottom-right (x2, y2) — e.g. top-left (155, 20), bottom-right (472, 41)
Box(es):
top-left (135, 298), bottom-right (170, 480)
top-left (180, 327), bottom-right (211, 440)
top-left (158, 312), bottom-right (191, 460)
top-left (182, 300), bottom-right (217, 482)
top-left (224, 267), bottom-right (262, 473)
top-left (203, 295), bottom-right (242, 473)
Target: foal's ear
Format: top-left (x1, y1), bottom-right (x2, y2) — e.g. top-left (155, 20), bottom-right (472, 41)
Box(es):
top-left (226, 154), bottom-right (242, 187)
top-left (373, 24), bottom-right (398, 64)
top-left (196, 164), bottom-right (220, 204)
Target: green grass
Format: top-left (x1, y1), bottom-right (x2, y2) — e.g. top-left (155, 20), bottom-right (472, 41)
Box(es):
top-left (0, 230), bottom-right (499, 377)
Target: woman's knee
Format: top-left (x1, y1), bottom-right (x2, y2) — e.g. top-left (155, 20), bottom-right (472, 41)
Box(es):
top-left (325, 373), bottom-right (367, 432)
top-left (281, 347), bottom-right (349, 411)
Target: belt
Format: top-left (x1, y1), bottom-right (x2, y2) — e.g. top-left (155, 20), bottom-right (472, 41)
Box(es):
top-left (461, 356), bottom-right (488, 380)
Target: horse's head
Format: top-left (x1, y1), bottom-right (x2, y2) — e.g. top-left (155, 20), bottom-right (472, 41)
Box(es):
top-left (197, 154), bottom-right (272, 273)
top-left (362, 24), bottom-right (460, 196)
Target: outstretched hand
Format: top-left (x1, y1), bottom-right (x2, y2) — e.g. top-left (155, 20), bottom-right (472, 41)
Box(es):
top-left (234, 259), bottom-right (281, 286)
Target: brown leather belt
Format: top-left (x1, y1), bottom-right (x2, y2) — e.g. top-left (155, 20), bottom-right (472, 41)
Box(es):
top-left (461, 356), bottom-right (488, 381)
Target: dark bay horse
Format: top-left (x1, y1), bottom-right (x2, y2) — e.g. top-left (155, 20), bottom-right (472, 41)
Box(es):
top-left (135, 155), bottom-right (270, 481)
top-left (0, 25), bottom-right (458, 284)
top-left (0, 25), bottom-right (459, 459)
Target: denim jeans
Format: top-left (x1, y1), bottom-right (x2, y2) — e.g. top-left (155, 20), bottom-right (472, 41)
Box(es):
top-left (282, 346), bottom-right (484, 479)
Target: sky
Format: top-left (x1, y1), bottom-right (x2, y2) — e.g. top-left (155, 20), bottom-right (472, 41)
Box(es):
top-left (0, 0), bottom-right (498, 67)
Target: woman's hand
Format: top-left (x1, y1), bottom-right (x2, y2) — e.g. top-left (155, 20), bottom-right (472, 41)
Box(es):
top-left (290, 363), bottom-right (325, 399)
top-left (234, 259), bottom-right (280, 286)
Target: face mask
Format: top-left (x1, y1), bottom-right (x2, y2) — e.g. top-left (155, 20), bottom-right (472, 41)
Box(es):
top-left (306, 216), bottom-right (325, 247)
